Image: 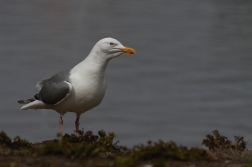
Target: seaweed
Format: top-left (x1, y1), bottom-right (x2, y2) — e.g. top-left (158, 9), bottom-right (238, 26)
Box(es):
top-left (0, 131), bottom-right (12, 147)
top-left (132, 140), bottom-right (213, 161)
top-left (202, 130), bottom-right (247, 151)
top-left (12, 136), bottom-right (32, 149)
top-left (2, 129), bottom-right (250, 167)
top-left (0, 131), bottom-right (31, 149)
top-left (38, 129), bottom-right (127, 159)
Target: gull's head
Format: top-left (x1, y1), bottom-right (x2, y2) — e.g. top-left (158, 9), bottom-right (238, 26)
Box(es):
top-left (91, 37), bottom-right (135, 60)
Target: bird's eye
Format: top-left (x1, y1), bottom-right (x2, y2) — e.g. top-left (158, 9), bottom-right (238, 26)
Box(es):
top-left (109, 42), bottom-right (114, 46)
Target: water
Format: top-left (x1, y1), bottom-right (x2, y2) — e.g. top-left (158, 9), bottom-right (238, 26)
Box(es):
top-left (1, 1), bottom-right (252, 148)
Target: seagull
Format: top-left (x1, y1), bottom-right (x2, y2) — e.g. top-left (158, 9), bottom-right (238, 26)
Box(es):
top-left (18, 37), bottom-right (135, 136)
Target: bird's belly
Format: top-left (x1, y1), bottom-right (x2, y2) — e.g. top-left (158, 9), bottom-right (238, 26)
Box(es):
top-left (74, 88), bottom-right (106, 111)
top-left (59, 79), bottom-right (107, 113)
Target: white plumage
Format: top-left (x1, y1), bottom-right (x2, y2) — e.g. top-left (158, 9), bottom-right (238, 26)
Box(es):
top-left (18, 37), bottom-right (135, 136)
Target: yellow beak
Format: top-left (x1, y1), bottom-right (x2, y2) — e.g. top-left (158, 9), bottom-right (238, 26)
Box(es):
top-left (119, 47), bottom-right (136, 54)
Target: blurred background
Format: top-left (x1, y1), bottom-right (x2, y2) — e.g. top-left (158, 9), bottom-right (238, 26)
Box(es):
top-left (1, 1), bottom-right (252, 148)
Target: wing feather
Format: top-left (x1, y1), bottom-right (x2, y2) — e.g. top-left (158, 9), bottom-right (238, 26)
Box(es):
top-left (38, 81), bottom-right (72, 105)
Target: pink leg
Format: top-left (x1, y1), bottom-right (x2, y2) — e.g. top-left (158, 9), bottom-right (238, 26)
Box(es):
top-left (75, 114), bottom-right (80, 136)
top-left (58, 116), bottom-right (65, 136)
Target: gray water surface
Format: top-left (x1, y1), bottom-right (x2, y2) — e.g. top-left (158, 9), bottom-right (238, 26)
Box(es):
top-left (1, 1), bottom-right (252, 148)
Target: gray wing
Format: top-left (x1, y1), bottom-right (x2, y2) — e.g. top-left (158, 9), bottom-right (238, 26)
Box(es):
top-left (36, 71), bottom-right (70, 90)
top-left (36, 71), bottom-right (72, 105)
top-left (38, 81), bottom-right (72, 105)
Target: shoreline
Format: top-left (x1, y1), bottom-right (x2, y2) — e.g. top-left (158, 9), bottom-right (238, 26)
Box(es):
top-left (0, 130), bottom-right (251, 167)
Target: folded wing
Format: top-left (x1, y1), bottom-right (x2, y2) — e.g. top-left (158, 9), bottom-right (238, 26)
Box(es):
top-left (37, 81), bottom-right (72, 105)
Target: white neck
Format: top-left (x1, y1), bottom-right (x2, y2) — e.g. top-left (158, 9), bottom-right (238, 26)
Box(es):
top-left (71, 51), bottom-right (109, 80)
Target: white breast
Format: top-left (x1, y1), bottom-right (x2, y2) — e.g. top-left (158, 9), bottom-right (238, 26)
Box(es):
top-left (54, 51), bottom-right (109, 114)
top-left (63, 72), bottom-right (106, 113)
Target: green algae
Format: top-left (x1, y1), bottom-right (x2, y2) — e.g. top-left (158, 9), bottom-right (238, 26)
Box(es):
top-left (202, 130), bottom-right (247, 151)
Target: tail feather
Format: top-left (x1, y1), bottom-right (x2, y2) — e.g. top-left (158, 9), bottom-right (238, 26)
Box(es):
top-left (20, 100), bottom-right (48, 110)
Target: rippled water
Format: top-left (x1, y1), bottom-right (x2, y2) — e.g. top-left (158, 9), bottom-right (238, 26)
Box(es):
top-left (1, 1), bottom-right (252, 148)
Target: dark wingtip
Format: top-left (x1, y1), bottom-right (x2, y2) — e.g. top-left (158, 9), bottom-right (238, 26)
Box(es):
top-left (18, 98), bottom-right (35, 104)
top-left (18, 100), bottom-right (25, 104)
